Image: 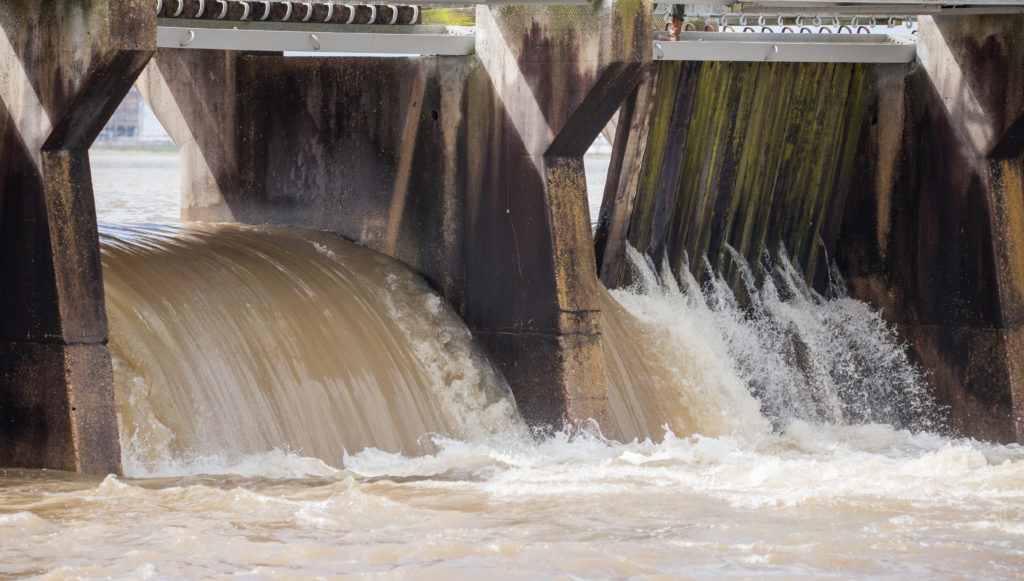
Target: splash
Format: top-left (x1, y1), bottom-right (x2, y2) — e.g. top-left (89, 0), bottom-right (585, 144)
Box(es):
top-left (602, 244), bottom-right (943, 441)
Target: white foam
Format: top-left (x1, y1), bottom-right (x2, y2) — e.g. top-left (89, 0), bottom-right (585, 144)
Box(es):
top-left (0, 511), bottom-right (52, 531)
top-left (124, 448), bottom-right (344, 479)
top-left (333, 421), bottom-right (1024, 509)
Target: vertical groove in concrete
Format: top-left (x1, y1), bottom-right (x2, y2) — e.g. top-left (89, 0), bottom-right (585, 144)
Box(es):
top-left (598, 60), bottom-right (869, 290)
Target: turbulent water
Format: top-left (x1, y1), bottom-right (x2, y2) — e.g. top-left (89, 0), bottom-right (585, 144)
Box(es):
top-left (2, 151), bottom-right (1023, 579)
top-left (603, 245), bottom-right (942, 442)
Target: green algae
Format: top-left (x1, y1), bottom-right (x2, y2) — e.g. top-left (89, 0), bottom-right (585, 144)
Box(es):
top-left (617, 60), bottom-right (872, 290)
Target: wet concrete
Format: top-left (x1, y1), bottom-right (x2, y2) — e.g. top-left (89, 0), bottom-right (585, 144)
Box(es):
top-left (838, 15), bottom-right (1024, 442)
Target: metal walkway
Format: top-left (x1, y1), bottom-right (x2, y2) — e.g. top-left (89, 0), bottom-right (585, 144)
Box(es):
top-left (156, 0), bottom-right (475, 54)
top-left (156, 21), bottom-right (475, 55)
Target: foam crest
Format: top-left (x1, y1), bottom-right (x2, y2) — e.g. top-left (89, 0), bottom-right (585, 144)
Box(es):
top-left (337, 423), bottom-right (1024, 509)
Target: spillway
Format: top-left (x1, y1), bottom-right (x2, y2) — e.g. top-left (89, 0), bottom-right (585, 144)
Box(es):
top-left (100, 224), bottom-right (525, 475)
top-left (102, 224), bottom-right (945, 473)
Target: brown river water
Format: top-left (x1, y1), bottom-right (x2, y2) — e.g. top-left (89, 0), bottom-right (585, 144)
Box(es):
top-left (1, 149), bottom-right (1022, 579)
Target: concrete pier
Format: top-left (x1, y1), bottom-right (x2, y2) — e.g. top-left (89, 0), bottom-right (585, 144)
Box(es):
top-left (0, 0), bottom-right (154, 473)
top-left (838, 15), bottom-right (1024, 441)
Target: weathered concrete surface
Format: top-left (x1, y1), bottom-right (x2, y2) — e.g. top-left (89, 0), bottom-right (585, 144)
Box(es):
top-left (594, 67), bottom-right (655, 287)
top-left (595, 60), bottom-right (869, 290)
top-left (470, 4), bottom-right (650, 432)
top-left (136, 49), bottom-right (240, 223)
top-left (0, 1), bottom-right (154, 473)
top-left (139, 0), bottom-right (651, 434)
top-left (837, 15), bottom-right (1024, 442)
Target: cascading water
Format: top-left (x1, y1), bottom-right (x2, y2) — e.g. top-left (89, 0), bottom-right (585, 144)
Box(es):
top-left (101, 224), bottom-right (526, 476)
top-left (601, 243), bottom-right (943, 444)
top-left (601, 277), bottom-right (770, 444)
top-left (104, 223), bottom-right (945, 473)
top-left (707, 246), bottom-right (943, 432)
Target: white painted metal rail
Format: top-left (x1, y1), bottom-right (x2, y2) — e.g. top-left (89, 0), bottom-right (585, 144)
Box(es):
top-left (673, 0), bottom-right (1024, 14)
top-left (654, 32), bottom-right (916, 63)
top-left (159, 0), bottom-right (1024, 9)
top-left (157, 23), bottom-right (475, 54)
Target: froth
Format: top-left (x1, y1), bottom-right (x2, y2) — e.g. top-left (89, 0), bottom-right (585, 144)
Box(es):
top-left (4, 427), bottom-right (1023, 579)
top-left (604, 243), bottom-right (942, 440)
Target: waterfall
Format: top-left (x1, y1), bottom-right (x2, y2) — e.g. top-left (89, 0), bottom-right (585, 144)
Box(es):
top-left (101, 224), bottom-right (525, 475)
top-left (103, 225), bottom-right (942, 477)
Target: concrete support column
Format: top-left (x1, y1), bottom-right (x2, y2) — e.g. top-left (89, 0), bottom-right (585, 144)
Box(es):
top-left (471, 3), bottom-right (650, 433)
top-left (0, 1), bottom-right (154, 473)
top-left (594, 67), bottom-right (658, 288)
top-left (840, 15), bottom-right (1024, 442)
top-left (984, 154), bottom-right (1024, 439)
top-left (136, 50), bottom-right (240, 222)
top-left (914, 15), bottom-right (1024, 442)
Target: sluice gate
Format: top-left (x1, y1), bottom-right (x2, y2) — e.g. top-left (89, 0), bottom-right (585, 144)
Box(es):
top-left (1, 0), bottom-right (1022, 473)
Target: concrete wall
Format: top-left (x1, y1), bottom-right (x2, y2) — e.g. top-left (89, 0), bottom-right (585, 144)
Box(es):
top-left (0, 0), bottom-right (154, 473)
top-left (838, 15), bottom-right (1024, 442)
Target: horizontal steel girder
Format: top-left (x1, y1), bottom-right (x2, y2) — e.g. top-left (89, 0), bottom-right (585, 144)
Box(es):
top-left (654, 32), bottom-right (916, 63)
top-left (160, 24), bottom-right (918, 63)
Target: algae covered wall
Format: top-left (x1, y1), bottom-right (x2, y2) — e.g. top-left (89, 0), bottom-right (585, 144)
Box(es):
top-left (595, 16), bottom-right (1024, 443)
top-left (597, 60), bottom-right (870, 289)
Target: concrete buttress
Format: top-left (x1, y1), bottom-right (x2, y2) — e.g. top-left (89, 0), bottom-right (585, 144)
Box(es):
top-left (0, 0), bottom-right (154, 473)
top-left (470, 3), bottom-right (651, 432)
top-left (838, 15), bottom-right (1024, 442)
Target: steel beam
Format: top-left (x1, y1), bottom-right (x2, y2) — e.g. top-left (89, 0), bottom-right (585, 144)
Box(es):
top-left (156, 24), bottom-right (475, 54)
top-left (654, 32), bottom-right (916, 63)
